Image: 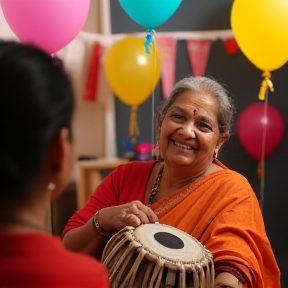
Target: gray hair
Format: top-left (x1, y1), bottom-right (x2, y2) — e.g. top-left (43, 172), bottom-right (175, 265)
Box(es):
top-left (156, 76), bottom-right (236, 135)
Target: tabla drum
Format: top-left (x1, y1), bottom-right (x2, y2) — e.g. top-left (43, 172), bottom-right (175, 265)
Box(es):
top-left (101, 223), bottom-right (214, 288)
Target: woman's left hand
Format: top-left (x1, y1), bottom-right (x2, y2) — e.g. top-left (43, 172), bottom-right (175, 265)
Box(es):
top-left (97, 201), bottom-right (158, 234)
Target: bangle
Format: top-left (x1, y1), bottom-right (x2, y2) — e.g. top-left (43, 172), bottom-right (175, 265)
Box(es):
top-left (92, 210), bottom-right (115, 237)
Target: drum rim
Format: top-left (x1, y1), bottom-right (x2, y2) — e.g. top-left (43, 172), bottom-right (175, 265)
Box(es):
top-left (131, 223), bottom-right (213, 265)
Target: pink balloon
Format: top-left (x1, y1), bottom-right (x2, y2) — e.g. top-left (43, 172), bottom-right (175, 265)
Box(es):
top-left (237, 103), bottom-right (285, 161)
top-left (1, 0), bottom-right (90, 54)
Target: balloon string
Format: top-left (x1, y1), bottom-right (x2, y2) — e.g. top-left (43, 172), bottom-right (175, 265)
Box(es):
top-left (151, 35), bottom-right (157, 156)
top-left (129, 105), bottom-right (139, 140)
top-left (144, 29), bottom-right (155, 54)
top-left (259, 91), bottom-right (269, 212)
top-left (258, 71), bottom-right (274, 101)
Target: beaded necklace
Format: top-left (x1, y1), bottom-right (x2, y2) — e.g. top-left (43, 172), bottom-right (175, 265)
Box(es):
top-left (148, 166), bottom-right (164, 204)
top-left (148, 166), bottom-right (207, 204)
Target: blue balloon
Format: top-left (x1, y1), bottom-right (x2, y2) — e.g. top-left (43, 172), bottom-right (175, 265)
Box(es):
top-left (119, 0), bottom-right (183, 29)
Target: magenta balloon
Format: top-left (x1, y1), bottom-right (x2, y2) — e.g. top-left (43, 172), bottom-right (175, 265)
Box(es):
top-left (237, 103), bottom-right (285, 161)
top-left (1, 0), bottom-right (90, 54)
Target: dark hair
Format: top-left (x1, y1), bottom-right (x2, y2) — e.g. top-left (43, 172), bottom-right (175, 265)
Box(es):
top-left (157, 76), bottom-right (236, 135)
top-left (0, 41), bottom-right (75, 202)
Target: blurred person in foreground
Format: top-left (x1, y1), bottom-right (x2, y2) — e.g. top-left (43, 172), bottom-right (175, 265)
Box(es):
top-left (0, 41), bottom-right (109, 288)
top-left (63, 76), bottom-right (280, 288)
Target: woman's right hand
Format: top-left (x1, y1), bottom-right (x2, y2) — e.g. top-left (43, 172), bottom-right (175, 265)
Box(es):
top-left (98, 201), bottom-right (158, 234)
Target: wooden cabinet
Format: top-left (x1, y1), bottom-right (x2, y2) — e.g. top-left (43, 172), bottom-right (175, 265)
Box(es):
top-left (76, 157), bottom-right (128, 209)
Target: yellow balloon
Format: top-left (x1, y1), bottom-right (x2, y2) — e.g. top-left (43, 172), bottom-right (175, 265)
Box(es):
top-left (231, 0), bottom-right (288, 72)
top-left (104, 37), bottom-right (162, 106)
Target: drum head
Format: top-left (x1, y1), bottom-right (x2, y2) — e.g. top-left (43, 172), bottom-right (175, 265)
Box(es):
top-left (134, 223), bottom-right (204, 263)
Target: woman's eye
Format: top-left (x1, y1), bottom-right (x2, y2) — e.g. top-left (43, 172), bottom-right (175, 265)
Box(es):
top-left (171, 114), bottom-right (184, 119)
top-left (199, 123), bottom-right (213, 131)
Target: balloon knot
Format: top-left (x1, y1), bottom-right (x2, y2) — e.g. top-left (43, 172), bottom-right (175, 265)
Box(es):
top-left (144, 29), bottom-right (155, 54)
top-left (129, 105), bottom-right (139, 138)
top-left (258, 71), bottom-right (274, 101)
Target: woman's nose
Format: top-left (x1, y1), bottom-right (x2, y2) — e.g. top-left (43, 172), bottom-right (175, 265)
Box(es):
top-left (179, 124), bottom-right (196, 138)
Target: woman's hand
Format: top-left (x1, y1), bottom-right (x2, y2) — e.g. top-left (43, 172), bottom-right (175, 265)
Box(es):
top-left (98, 201), bottom-right (158, 233)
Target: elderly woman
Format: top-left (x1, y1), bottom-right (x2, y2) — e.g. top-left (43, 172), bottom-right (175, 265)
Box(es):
top-left (63, 77), bottom-right (280, 288)
top-left (0, 41), bottom-right (109, 288)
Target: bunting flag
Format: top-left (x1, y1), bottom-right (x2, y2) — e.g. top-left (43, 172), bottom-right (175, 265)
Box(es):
top-left (186, 40), bottom-right (212, 77)
top-left (56, 37), bottom-right (86, 87)
top-left (156, 37), bottom-right (177, 98)
top-left (223, 38), bottom-right (239, 55)
top-left (83, 42), bottom-right (102, 102)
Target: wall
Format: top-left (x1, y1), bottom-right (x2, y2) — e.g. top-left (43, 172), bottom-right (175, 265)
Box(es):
top-left (0, 6), bottom-right (17, 39)
top-left (59, 0), bottom-right (106, 159)
top-left (110, 0), bottom-right (288, 283)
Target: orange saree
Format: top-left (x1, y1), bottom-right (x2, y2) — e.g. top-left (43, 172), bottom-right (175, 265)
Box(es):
top-left (149, 161), bottom-right (280, 288)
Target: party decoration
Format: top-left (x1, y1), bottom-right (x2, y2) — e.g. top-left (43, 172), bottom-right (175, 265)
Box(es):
top-left (134, 143), bottom-right (154, 161)
top-left (119, 0), bottom-right (182, 54)
top-left (231, 0), bottom-right (288, 100)
top-left (223, 39), bottom-right (239, 55)
top-left (156, 37), bottom-right (177, 98)
top-left (258, 71), bottom-right (274, 101)
top-left (186, 40), bottom-right (211, 77)
top-left (1, 0), bottom-right (90, 54)
top-left (83, 42), bottom-right (102, 102)
top-left (119, 0), bottom-right (182, 30)
top-left (144, 29), bottom-right (156, 54)
top-left (231, 0), bottom-right (288, 72)
top-left (237, 103), bottom-right (285, 162)
top-left (104, 37), bottom-right (161, 106)
top-left (104, 37), bottom-right (162, 138)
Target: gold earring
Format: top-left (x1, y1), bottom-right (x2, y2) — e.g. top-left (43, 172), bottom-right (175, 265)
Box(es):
top-left (152, 142), bottom-right (160, 159)
top-left (48, 182), bottom-right (55, 191)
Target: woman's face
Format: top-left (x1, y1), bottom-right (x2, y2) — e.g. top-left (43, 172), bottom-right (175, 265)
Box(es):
top-left (158, 90), bottom-right (225, 172)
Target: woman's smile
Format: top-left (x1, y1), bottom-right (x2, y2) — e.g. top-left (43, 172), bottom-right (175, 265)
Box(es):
top-left (172, 140), bottom-right (194, 151)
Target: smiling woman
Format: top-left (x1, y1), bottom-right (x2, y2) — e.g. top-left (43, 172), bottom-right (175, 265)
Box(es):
top-left (62, 76), bottom-right (280, 288)
top-left (157, 89), bottom-right (226, 173)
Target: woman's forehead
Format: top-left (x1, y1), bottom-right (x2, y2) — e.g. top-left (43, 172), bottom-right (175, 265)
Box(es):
top-left (169, 91), bottom-right (219, 113)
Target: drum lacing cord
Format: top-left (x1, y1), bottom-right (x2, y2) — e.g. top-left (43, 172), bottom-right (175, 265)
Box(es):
top-left (153, 258), bottom-right (165, 288)
top-left (109, 241), bottom-right (135, 281)
top-left (114, 243), bottom-right (135, 286)
top-left (179, 264), bottom-right (186, 288)
top-left (196, 262), bottom-right (206, 288)
top-left (149, 257), bottom-right (164, 288)
top-left (104, 232), bottom-right (135, 281)
top-left (120, 248), bottom-right (146, 288)
top-left (142, 262), bottom-right (154, 288)
top-left (102, 232), bottom-right (131, 265)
